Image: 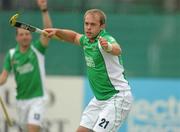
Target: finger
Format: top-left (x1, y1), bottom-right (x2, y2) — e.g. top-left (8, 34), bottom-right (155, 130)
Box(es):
top-left (102, 43), bottom-right (108, 48)
top-left (44, 29), bottom-right (53, 33)
top-left (101, 40), bottom-right (108, 46)
top-left (98, 36), bottom-right (103, 41)
top-left (100, 41), bottom-right (106, 46)
top-left (42, 31), bottom-right (49, 37)
top-left (98, 36), bottom-right (105, 40)
top-left (100, 39), bottom-right (107, 45)
top-left (42, 30), bottom-right (53, 37)
top-left (47, 32), bottom-right (55, 38)
top-left (99, 37), bottom-right (104, 43)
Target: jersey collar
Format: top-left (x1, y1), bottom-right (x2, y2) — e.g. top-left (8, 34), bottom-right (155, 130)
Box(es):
top-left (98, 29), bottom-right (107, 37)
top-left (15, 43), bottom-right (31, 53)
top-left (86, 29), bottom-right (107, 43)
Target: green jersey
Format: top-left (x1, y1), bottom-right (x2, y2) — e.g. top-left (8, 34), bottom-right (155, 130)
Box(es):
top-left (3, 40), bottom-right (47, 100)
top-left (80, 30), bottom-right (130, 100)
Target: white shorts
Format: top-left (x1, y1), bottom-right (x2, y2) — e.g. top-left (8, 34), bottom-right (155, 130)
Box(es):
top-left (80, 90), bottom-right (133, 132)
top-left (16, 97), bottom-right (46, 129)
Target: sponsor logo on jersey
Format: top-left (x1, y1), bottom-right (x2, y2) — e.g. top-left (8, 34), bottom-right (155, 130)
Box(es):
top-left (11, 59), bottom-right (19, 65)
top-left (85, 56), bottom-right (95, 68)
top-left (16, 63), bottom-right (34, 74)
top-left (83, 45), bottom-right (97, 51)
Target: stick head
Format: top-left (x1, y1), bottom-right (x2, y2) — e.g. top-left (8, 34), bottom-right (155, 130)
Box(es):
top-left (9, 14), bottom-right (19, 26)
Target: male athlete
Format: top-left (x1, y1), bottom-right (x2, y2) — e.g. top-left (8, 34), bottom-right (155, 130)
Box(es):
top-left (0, 0), bottom-right (52, 131)
top-left (45, 9), bottom-right (133, 132)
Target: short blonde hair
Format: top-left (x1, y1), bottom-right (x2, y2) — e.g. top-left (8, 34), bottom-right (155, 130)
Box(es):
top-left (84, 9), bottom-right (107, 25)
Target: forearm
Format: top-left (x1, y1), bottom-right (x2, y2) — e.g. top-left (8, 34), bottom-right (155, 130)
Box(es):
top-left (0, 77), bottom-right (6, 85)
top-left (42, 10), bottom-right (52, 29)
top-left (56, 29), bottom-right (80, 44)
top-left (0, 70), bottom-right (8, 86)
top-left (38, 0), bottom-right (52, 29)
top-left (38, 0), bottom-right (53, 46)
top-left (110, 44), bottom-right (122, 56)
top-left (40, 9), bottom-right (52, 46)
top-left (104, 43), bottom-right (121, 56)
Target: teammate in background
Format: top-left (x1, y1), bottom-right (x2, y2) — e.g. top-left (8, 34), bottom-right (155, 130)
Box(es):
top-left (45, 9), bottom-right (133, 132)
top-left (0, 0), bottom-right (52, 131)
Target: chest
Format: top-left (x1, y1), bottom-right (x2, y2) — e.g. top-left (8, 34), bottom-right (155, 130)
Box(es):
top-left (11, 50), bottom-right (37, 74)
top-left (14, 50), bottom-right (36, 64)
top-left (83, 42), bottom-right (104, 68)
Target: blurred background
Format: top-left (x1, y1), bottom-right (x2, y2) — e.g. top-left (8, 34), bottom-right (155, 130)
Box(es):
top-left (0, 0), bottom-right (180, 132)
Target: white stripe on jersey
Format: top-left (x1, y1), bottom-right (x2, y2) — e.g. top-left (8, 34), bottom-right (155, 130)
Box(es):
top-left (98, 42), bottom-right (131, 91)
top-left (31, 45), bottom-right (47, 99)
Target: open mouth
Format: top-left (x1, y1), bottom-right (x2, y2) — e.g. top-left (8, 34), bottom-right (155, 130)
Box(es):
top-left (86, 32), bottom-right (92, 36)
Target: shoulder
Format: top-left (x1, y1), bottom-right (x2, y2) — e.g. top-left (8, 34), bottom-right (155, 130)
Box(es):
top-left (103, 34), bottom-right (117, 44)
top-left (80, 35), bottom-right (88, 46)
top-left (32, 39), bottom-right (42, 46)
top-left (32, 40), bottom-right (46, 54)
top-left (4, 48), bottom-right (16, 61)
top-left (3, 48), bottom-right (16, 71)
top-left (9, 48), bottom-right (16, 58)
top-left (100, 30), bottom-right (117, 44)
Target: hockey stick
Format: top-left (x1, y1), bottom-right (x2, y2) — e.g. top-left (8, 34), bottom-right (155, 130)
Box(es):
top-left (0, 96), bottom-right (13, 126)
top-left (9, 14), bottom-right (59, 39)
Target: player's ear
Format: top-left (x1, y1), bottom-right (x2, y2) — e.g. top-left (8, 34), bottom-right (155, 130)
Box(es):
top-left (100, 24), bottom-right (105, 30)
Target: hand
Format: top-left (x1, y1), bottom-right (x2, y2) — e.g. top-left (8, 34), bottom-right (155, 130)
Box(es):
top-left (44, 28), bottom-right (58, 38)
top-left (98, 37), bottom-right (112, 52)
top-left (98, 37), bottom-right (108, 49)
top-left (37, 0), bottom-right (47, 10)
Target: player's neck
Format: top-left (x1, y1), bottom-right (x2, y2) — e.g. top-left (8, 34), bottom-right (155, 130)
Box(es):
top-left (20, 45), bottom-right (30, 53)
top-left (89, 38), bottom-right (95, 43)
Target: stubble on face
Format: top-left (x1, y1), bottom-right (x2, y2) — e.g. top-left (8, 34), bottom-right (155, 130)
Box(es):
top-left (84, 13), bottom-right (102, 42)
top-left (16, 28), bottom-right (32, 49)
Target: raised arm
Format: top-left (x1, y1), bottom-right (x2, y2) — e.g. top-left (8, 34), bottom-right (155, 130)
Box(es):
top-left (37, 0), bottom-right (52, 47)
top-left (45, 28), bottom-right (83, 46)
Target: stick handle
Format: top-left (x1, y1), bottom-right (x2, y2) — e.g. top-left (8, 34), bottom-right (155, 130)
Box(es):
top-left (35, 28), bottom-right (60, 40)
top-left (0, 97), bottom-right (13, 126)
